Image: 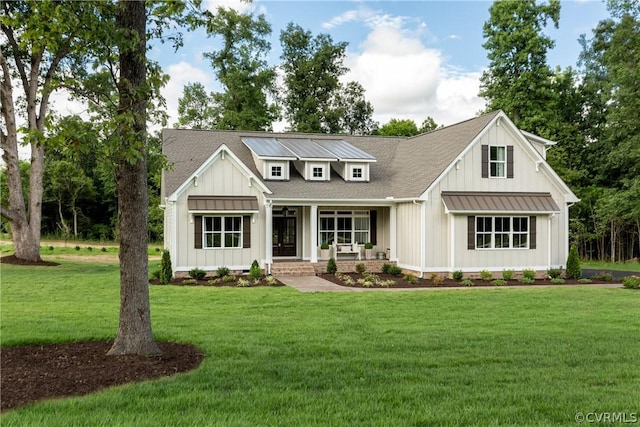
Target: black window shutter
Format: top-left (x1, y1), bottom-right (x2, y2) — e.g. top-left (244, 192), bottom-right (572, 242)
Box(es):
top-left (370, 210), bottom-right (377, 245)
top-left (529, 216), bottom-right (536, 249)
top-left (481, 145), bottom-right (489, 178)
top-left (243, 216), bottom-right (251, 248)
top-left (194, 215), bottom-right (203, 249)
top-left (507, 145), bottom-right (514, 178)
top-left (468, 216), bottom-right (475, 249)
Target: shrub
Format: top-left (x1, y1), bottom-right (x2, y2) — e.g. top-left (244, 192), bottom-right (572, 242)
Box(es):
top-left (387, 265), bottom-right (402, 276)
top-left (75, 245), bottom-right (81, 251)
top-left (403, 273), bottom-right (417, 285)
top-left (479, 269), bottom-right (493, 281)
top-left (381, 263), bottom-right (392, 274)
top-left (87, 246), bottom-right (93, 252)
top-left (379, 279), bottom-right (395, 287)
top-left (565, 244), bottom-right (581, 279)
top-left (216, 266), bottom-right (230, 278)
top-left (48, 246), bottom-right (54, 251)
top-left (160, 250), bottom-right (172, 284)
top-left (578, 278), bottom-right (592, 284)
top-left (592, 272), bottom-right (614, 282)
top-left (343, 276), bottom-right (355, 286)
top-left (429, 273), bottom-right (444, 286)
top-left (502, 269), bottom-right (515, 281)
top-left (547, 268), bottom-right (562, 279)
top-left (355, 263), bottom-right (366, 274)
top-left (460, 279), bottom-right (474, 286)
top-left (237, 278), bottom-right (251, 287)
top-left (155, 247), bottom-right (161, 252)
top-left (452, 270), bottom-right (464, 281)
top-left (101, 247), bottom-right (108, 252)
top-left (522, 269), bottom-right (536, 280)
top-left (364, 242), bottom-right (373, 250)
top-left (222, 275), bottom-right (236, 282)
top-left (249, 260), bottom-right (262, 281)
top-left (492, 279), bottom-right (507, 286)
top-left (550, 277), bottom-right (565, 284)
top-left (320, 242), bottom-right (330, 250)
top-left (189, 268), bottom-right (206, 280)
top-left (181, 279), bottom-right (197, 286)
top-left (207, 278), bottom-right (221, 286)
top-left (519, 277), bottom-right (535, 284)
top-left (622, 275), bottom-right (640, 289)
top-left (265, 275), bottom-right (278, 286)
top-left (326, 257), bottom-right (337, 274)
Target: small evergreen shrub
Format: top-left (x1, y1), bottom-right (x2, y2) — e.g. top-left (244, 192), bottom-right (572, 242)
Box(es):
top-left (326, 257), bottom-right (337, 274)
top-left (578, 278), bottom-right (592, 284)
top-left (160, 250), bottom-right (172, 284)
top-left (216, 266), bottom-right (230, 278)
top-left (155, 247), bottom-right (161, 252)
top-left (364, 242), bottom-right (373, 250)
top-left (320, 242), bottom-right (330, 250)
top-left (87, 246), bottom-right (93, 252)
top-left (522, 269), bottom-right (536, 280)
top-left (75, 245), bottom-right (81, 251)
top-left (101, 247), bottom-right (108, 252)
top-left (355, 263), bottom-right (366, 274)
top-left (452, 270), bottom-right (464, 281)
top-left (565, 244), bottom-right (581, 279)
top-left (381, 263), bottom-right (392, 274)
top-left (189, 268), bottom-right (206, 280)
top-left (150, 269), bottom-right (161, 280)
top-left (249, 260), bottom-right (262, 281)
top-left (492, 279), bottom-right (507, 286)
top-left (547, 268), bottom-right (562, 279)
top-left (550, 277), bottom-right (565, 284)
top-left (48, 246), bottom-right (54, 251)
top-left (387, 265), bottom-right (402, 276)
top-left (622, 275), bottom-right (640, 289)
top-left (502, 269), bottom-right (515, 281)
top-left (480, 269), bottom-right (493, 281)
top-left (460, 279), bottom-right (474, 286)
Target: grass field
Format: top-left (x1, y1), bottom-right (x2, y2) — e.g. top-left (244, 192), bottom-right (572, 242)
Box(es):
top-left (1, 261), bottom-right (639, 426)
top-left (582, 259), bottom-right (640, 273)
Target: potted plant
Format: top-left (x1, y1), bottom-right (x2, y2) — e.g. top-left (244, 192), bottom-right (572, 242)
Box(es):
top-left (364, 242), bottom-right (373, 260)
top-left (320, 242), bottom-right (330, 259)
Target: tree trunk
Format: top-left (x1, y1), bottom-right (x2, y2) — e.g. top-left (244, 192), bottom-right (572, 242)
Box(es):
top-left (0, 50), bottom-right (41, 262)
top-left (108, 0), bottom-right (160, 357)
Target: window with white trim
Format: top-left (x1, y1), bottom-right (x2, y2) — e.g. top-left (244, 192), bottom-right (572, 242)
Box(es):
top-left (270, 165), bottom-right (282, 178)
top-left (312, 166), bottom-right (324, 179)
top-left (490, 146), bottom-right (506, 177)
top-left (319, 210), bottom-right (369, 244)
top-left (476, 216), bottom-right (528, 249)
top-left (203, 216), bottom-right (242, 248)
top-left (352, 167), bottom-right (363, 179)
top-left (268, 162), bottom-right (286, 180)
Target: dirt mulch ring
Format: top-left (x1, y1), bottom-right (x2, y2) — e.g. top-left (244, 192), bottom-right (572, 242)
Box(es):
top-left (0, 254), bottom-right (60, 267)
top-left (0, 341), bottom-right (204, 412)
top-left (319, 273), bottom-right (617, 288)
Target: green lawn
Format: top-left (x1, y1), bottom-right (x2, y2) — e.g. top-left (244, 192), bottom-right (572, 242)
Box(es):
top-left (582, 259), bottom-right (640, 273)
top-left (2, 262), bottom-right (639, 426)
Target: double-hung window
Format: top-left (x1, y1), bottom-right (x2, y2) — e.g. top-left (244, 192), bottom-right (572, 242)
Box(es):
top-left (490, 146), bottom-right (506, 177)
top-left (475, 216), bottom-right (528, 249)
top-left (319, 210), bottom-right (370, 245)
top-left (203, 216), bottom-right (242, 248)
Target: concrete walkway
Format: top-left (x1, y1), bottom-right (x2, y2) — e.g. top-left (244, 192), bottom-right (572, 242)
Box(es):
top-left (276, 275), bottom-right (624, 293)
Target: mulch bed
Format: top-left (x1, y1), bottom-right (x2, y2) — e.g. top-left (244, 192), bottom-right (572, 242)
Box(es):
top-left (1, 254), bottom-right (59, 266)
top-left (150, 277), bottom-right (285, 287)
top-left (319, 272), bottom-right (614, 288)
top-left (0, 341), bottom-right (204, 412)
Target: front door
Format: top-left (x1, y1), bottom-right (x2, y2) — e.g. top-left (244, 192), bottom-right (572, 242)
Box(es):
top-left (273, 217), bottom-right (296, 257)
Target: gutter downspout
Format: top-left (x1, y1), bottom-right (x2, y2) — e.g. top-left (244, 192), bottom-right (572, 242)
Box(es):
top-left (414, 199), bottom-right (426, 278)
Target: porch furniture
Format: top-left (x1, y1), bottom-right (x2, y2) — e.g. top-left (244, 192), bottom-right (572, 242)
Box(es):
top-left (332, 242), bottom-right (362, 260)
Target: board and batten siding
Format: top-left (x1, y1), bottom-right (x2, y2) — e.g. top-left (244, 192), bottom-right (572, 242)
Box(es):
top-left (424, 120), bottom-right (570, 271)
top-left (395, 202), bottom-right (422, 270)
top-left (173, 151), bottom-right (265, 271)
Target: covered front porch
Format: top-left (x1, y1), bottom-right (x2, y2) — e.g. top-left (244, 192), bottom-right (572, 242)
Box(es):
top-left (264, 202), bottom-right (397, 274)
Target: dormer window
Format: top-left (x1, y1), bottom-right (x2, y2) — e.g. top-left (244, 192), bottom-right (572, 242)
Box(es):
top-left (266, 161), bottom-right (288, 180)
top-left (352, 167), bottom-right (362, 179)
top-left (271, 165), bottom-right (282, 178)
top-left (311, 166), bottom-right (325, 180)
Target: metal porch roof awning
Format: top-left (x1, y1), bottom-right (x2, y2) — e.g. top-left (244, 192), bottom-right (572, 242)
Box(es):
top-left (187, 196), bottom-right (259, 212)
top-left (441, 192), bottom-right (560, 214)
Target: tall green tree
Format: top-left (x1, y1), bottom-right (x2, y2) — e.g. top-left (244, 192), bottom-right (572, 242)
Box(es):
top-left (479, 0), bottom-right (560, 131)
top-left (174, 82), bottom-right (218, 129)
top-left (0, 1), bottom-right (101, 261)
top-left (202, 7), bottom-right (278, 131)
top-left (378, 119), bottom-right (419, 137)
top-left (280, 23), bottom-right (375, 134)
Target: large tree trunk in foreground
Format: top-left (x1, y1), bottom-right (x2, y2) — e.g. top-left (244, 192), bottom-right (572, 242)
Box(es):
top-left (108, 0), bottom-right (160, 356)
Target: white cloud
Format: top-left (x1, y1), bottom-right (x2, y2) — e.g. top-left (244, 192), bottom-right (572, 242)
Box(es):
top-left (335, 8), bottom-right (485, 127)
top-left (204, 0), bottom-right (254, 13)
top-left (161, 61), bottom-right (216, 129)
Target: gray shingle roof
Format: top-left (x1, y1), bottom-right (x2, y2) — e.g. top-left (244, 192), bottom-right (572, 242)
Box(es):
top-left (162, 111), bottom-right (501, 201)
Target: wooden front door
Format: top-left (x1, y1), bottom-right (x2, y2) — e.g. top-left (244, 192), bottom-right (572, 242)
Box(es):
top-left (273, 217), bottom-right (296, 257)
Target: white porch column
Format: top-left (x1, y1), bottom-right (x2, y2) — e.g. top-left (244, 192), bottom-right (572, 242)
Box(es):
top-left (389, 204), bottom-right (397, 261)
top-left (265, 201), bottom-right (273, 274)
top-left (310, 204), bottom-right (318, 263)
